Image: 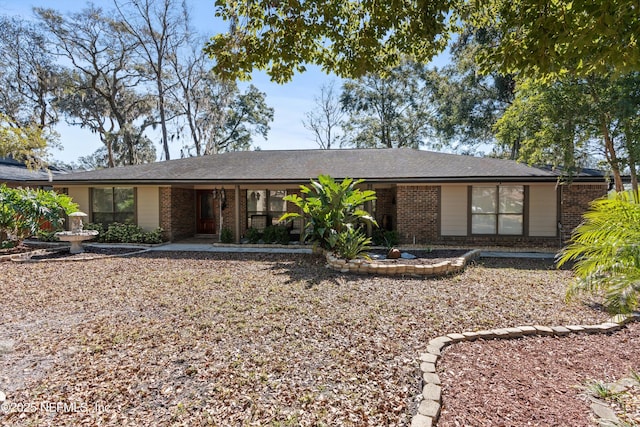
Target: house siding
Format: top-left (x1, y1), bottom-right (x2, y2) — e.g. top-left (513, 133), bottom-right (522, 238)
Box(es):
top-left (67, 186), bottom-right (90, 218)
top-left (529, 185), bottom-right (558, 237)
top-left (137, 187), bottom-right (160, 231)
top-left (440, 185), bottom-right (468, 236)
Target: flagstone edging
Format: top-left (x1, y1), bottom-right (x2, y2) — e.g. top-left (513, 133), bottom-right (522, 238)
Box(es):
top-left (411, 313), bottom-right (640, 427)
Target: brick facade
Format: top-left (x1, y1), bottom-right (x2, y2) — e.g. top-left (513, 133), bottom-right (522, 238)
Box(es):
top-left (396, 185), bottom-right (440, 244)
top-left (157, 182), bottom-right (607, 246)
top-left (559, 183), bottom-right (608, 242)
top-left (374, 188), bottom-right (397, 231)
top-left (159, 187), bottom-right (195, 241)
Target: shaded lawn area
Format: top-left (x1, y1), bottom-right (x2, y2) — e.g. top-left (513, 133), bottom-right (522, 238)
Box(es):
top-left (0, 253), bottom-right (608, 426)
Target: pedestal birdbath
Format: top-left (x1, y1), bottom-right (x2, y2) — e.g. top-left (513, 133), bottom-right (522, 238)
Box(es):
top-left (55, 212), bottom-right (99, 254)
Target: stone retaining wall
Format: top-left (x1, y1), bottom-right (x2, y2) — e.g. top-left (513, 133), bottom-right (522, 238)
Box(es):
top-left (325, 249), bottom-right (481, 277)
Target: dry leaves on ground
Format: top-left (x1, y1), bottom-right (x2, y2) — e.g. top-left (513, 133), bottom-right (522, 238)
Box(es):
top-left (0, 253), bottom-right (617, 426)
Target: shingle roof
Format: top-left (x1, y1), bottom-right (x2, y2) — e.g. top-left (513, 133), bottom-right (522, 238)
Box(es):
top-left (0, 157), bottom-right (62, 183)
top-left (47, 148), bottom-right (603, 185)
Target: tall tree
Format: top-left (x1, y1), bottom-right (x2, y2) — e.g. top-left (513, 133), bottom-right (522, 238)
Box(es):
top-left (494, 74), bottom-right (640, 191)
top-left (430, 27), bottom-right (516, 156)
top-left (179, 81), bottom-right (274, 155)
top-left (115, 0), bottom-right (190, 161)
top-left (466, 0), bottom-right (640, 78)
top-left (302, 81), bottom-right (344, 149)
top-left (340, 61), bottom-right (434, 149)
top-left (206, 0), bottom-right (639, 82)
top-left (0, 16), bottom-right (61, 129)
top-left (36, 6), bottom-right (154, 167)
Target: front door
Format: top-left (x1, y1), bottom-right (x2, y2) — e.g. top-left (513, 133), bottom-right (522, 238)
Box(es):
top-left (196, 190), bottom-right (216, 234)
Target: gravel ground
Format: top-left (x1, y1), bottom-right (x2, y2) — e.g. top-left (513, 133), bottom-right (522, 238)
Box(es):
top-left (0, 252), bottom-right (619, 426)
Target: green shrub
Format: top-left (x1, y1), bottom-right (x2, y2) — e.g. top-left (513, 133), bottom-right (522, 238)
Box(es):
top-left (36, 230), bottom-right (60, 242)
top-left (335, 227), bottom-right (372, 260)
top-left (372, 229), bottom-right (399, 248)
top-left (85, 222), bottom-right (163, 244)
top-left (246, 227), bottom-right (261, 243)
top-left (262, 225), bottom-right (290, 245)
top-left (220, 227), bottom-right (234, 243)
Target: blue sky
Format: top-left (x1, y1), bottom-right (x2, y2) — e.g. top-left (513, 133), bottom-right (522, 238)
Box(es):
top-left (1, 0), bottom-right (447, 164)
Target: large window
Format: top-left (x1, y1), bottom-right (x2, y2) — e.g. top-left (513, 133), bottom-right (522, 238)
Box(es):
top-left (91, 187), bottom-right (135, 225)
top-left (247, 190), bottom-right (287, 229)
top-left (471, 185), bottom-right (524, 235)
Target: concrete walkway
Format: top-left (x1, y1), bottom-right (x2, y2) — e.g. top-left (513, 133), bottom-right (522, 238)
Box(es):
top-left (151, 243), bottom-right (313, 254)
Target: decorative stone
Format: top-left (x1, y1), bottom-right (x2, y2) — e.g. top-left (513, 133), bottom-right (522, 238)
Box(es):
top-left (505, 327), bottom-right (524, 337)
top-left (387, 248), bottom-right (401, 259)
top-left (446, 333), bottom-right (466, 341)
top-left (419, 353), bottom-right (438, 363)
top-left (517, 326), bottom-right (538, 335)
top-left (422, 372), bottom-right (441, 385)
top-left (533, 325), bottom-right (555, 335)
top-left (462, 331), bottom-right (479, 340)
top-left (0, 339), bottom-right (15, 355)
top-left (411, 414), bottom-right (433, 427)
top-left (565, 325), bottom-right (585, 332)
top-left (426, 345), bottom-right (441, 356)
top-left (422, 383), bottom-right (441, 401)
top-left (420, 362), bottom-right (436, 373)
top-left (590, 401), bottom-right (620, 424)
top-left (550, 326), bottom-right (571, 335)
top-left (417, 399), bottom-right (440, 418)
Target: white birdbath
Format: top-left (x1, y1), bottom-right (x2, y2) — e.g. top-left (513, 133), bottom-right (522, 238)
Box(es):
top-left (55, 212), bottom-right (99, 254)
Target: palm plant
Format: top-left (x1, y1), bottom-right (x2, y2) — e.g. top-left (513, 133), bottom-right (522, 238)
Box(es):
top-left (280, 175), bottom-right (377, 250)
top-left (557, 190), bottom-right (640, 314)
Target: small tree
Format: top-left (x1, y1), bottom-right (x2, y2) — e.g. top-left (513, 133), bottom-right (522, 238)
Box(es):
top-left (280, 175), bottom-right (377, 253)
top-left (557, 190), bottom-right (640, 314)
top-left (0, 185), bottom-right (78, 247)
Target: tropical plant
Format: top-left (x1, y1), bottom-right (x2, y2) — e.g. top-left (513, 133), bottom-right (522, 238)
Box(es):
top-left (0, 185), bottom-right (78, 246)
top-left (557, 190), bottom-right (640, 314)
top-left (280, 175), bottom-right (377, 249)
top-left (335, 226), bottom-right (372, 260)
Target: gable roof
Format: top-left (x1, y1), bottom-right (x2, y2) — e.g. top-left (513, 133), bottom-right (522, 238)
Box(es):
top-left (46, 148), bottom-right (604, 185)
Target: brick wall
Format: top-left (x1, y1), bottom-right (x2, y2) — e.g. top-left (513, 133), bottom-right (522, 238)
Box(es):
top-left (560, 183), bottom-right (608, 241)
top-left (396, 185), bottom-right (440, 244)
top-left (159, 187), bottom-right (195, 241)
top-left (375, 188), bottom-right (397, 231)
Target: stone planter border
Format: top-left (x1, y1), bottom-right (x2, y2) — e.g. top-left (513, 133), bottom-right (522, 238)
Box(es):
top-left (325, 249), bottom-right (481, 277)
top-left (411, 313), bottom-right (640, 427)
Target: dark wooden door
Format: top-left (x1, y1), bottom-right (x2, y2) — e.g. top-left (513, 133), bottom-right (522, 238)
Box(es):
top-left (196, 190), bottom-right (216, 234)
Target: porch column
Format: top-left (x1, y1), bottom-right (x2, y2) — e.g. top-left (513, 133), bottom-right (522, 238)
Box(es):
top-left (365, 183), bottom-right (373, 236)
top-left (235, 185), bottom-right (241, 243)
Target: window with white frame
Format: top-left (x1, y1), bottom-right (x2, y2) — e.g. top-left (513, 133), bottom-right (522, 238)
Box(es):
top-left (471, 185), bottom-right (524, 235)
